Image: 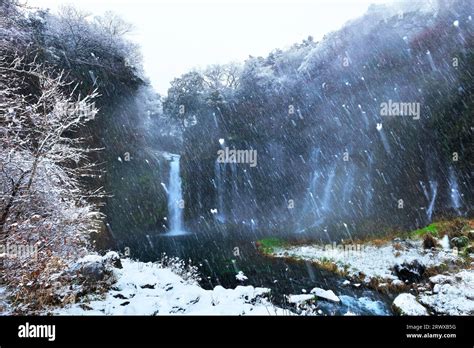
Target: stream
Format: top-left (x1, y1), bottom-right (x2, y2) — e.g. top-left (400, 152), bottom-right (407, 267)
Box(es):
top-left (125, 226), bottom-right (394, 315)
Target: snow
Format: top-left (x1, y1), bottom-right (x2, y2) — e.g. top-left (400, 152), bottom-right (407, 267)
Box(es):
top-left (55, 258), bottom-right (286, 315)
top-left (286, 294), bottom-right (315, 304)
top-left (0, 286), bottom-right (11, 315)
top-left (272, 240), bottom-right (457, 283)
top-left (235, 271), bottom-right (248, 281)
top-left (310, 287), bottom-right (340, 302)
top-left (440, 235), bottom-right (450, 250)
top-left (77, 254), bottom-right (103, 264)
top-left (419, 270), bottom-right (474, 316)
top-left (393, 293), bottom-right (429, 316)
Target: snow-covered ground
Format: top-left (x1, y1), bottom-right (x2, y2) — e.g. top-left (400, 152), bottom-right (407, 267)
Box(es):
top-left (54, 256), bottom-right (288, 315)
top-left (272, 240), bottom-right (458, 282)
top-left (0, 286), bottom-right (11, 315)
top-left (391, 270), bottom-right (474, 316)
top-left (269, 239), bottom-right (474, 315)
top-left (419, 270), bottom-right (474, 315)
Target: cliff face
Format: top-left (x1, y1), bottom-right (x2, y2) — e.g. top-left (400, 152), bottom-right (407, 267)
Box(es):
top-left (172, 0), bottom-right (473, 236)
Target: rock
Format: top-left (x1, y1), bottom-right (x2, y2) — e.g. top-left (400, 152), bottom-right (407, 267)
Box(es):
top-left (429, 274), bottom-right (452, 285)
top-left (467, 230), bottom-right (474, 241)
top-left (392, 293), bottom-right (429, 316)
top-left (422, 233), bottom-right (438, 249)
top-left (394, 260), bottom-right (425, 283)
top-left (342, 280), bottom-right (351, 286)
top-left (464, 245), bottom-right (474, 254)
top-left (451, 236), bottom-right (469, 248)
top-left (391, 279), bottom-right (404, 287)
top-left (30, 214), bottom-right (42, 223)
top-left (74, 252), bottom-right (122, 283)
top-left (80, 260), bottom-right (106, 283)
top-left (103, 251), bottom-right (122, 269)
top-left (286, 294), bottom-right (315, 304)
top-left (113, 293), bottom-right (128, 299)
top-left (310, 287), bottom-right (340, 302)
top-left (140, 284), bottom-right (155, 289)
top-left (235, 271), bottom-right (248, 281)
top-left (419, 270), bottom-right (474, 315)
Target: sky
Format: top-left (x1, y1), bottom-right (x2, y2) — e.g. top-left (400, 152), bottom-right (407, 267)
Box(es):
top-left (28, 0), bottom-right (394, 95)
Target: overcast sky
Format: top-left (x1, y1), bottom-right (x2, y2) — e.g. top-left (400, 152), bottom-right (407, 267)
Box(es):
top-left (28, 0), bottom-right (394, 94)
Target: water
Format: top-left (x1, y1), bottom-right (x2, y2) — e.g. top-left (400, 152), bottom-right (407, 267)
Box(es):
top-left (321, 165), bottom-right (336, 212)
top-left (214, 160), bottom-right (226, 223)
top-left (167, 155), bottom-right (187, 235)
top-left (448, 167), bottom-right (462, 213)
top-left (131, 227), bottom-right (393, 315)
top-left (426, 180), bottom-right (438, 222)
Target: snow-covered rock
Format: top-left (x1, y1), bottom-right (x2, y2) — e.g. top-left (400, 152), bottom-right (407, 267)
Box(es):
top-left (272, 240), bottom-right (458, 285)
top-left (235, 271), bottom-right (248, 281)
top-left (55, 258), bottom-right (286, 315)
top-left (392, 293), bottom-right (429, 316)
top-left (419, 270), bottom-right (474, 315)
top-left (310, 287), bottom-right (340, 302)
top-left (0, 286), bottom-right (11, 315)
top-left (286, 294), bottom-right (315, 304)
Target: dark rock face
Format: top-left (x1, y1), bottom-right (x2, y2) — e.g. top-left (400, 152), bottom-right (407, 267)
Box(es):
top-left (80, 261), bottom-right (107, 283)
top-left (394, 260), bottom-right (426, 283)
top-left (171, 0), bottom-right (473, 237)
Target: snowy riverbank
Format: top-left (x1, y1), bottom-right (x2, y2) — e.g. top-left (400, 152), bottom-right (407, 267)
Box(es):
top-left (261, 220), bottom-right (474, 316)
top-left (53, 253), bottom-right (288, 315)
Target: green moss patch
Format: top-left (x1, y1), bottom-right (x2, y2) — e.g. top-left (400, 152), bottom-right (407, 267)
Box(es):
top-left (256, 238), bottom-right (287, 254)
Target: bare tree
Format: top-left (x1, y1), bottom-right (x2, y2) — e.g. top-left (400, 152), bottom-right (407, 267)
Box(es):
top-left (0, 55), bottom-right (104, 308)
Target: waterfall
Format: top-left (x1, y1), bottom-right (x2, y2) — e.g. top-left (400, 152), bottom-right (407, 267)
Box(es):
top-left (342, 163), bottom-right (355, 214)
top-left (377, 129), bottom-right (392, 156)
top-left (426, 180), bottom-right (438, 222)
top-left (364, 153), bottom-right (374, 216)
top-left (448, 167), bottom-right (462, 213)
top-left (214, 160), bottom-right (226, 223)
top-left (321, 165), bottom-right (336, 212)
top-left (167, 155), bottom-right (186, 235)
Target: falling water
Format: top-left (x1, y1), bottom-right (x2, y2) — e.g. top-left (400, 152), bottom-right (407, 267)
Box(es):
top-left (364, 152), bottom-right (374, 216)
top-left (426, 180), bottom-right (438, 221)
top-left (167, 155), bottom-right (186, 235)
top-left (321, 165), bottom-right (336, 212)
top-left (215, 160), bottom-right (226, 223)
top-left (448, 167), bottom-right (462, 213)
top-left (377, 129), bottom-right (392, 156)
top-left (342, 164), bottom-right (355, 214)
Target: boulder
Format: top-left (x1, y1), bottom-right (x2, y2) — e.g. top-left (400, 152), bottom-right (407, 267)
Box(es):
top-left (394, 260), bottom-right (425, 283)
top-left (310, 287), bottom-right (340, 302)
top-left (80, 260), bottom-right (106, 283)
top-left (393, 293), bottom-right (429, 315)
top-left (104, 251), bottom-right (123, 269)
top-left (451, 236), bottom-right (469, 248)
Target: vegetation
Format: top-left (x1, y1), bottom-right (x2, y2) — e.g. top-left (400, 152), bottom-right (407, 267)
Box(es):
top-left (0, 0), bottom-right (146, 311)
